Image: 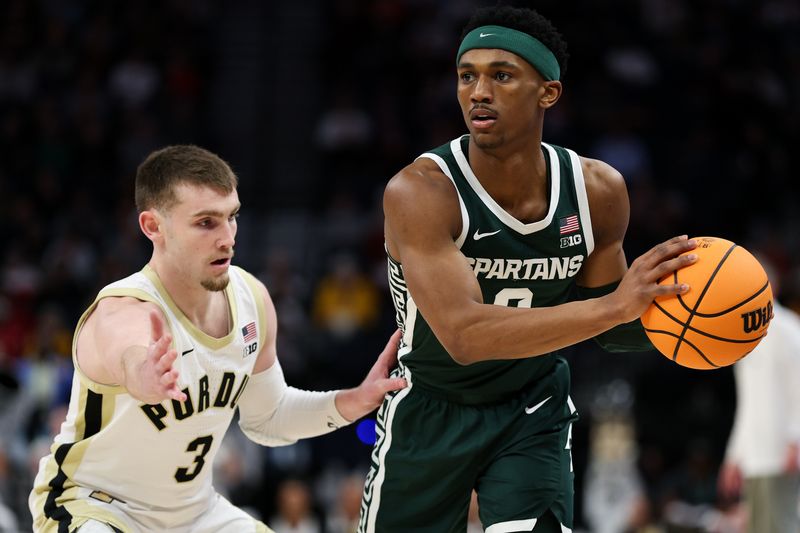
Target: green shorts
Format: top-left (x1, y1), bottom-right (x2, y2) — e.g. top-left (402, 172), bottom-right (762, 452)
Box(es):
top-left (358, 360), bottom-right (578, 532)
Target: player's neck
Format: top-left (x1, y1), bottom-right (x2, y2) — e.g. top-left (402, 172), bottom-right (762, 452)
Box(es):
top-left (147, 259), bottom-right (221, 327)
top-left (468, 135), bottom-right (548, 206)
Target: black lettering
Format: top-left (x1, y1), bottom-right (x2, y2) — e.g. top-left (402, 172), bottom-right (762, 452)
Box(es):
top-left (742, 303), bottom-right (774, 334)
top-left (230, 375), bottom-right (250, 409)
top-left (214, 372), bottom-right (235, 407)
top-left (742, 310), bottom-right (761, 333)
top-left (198, 375), bottom-right (210, 412)
top-left (175, 435), bottom-right (213, 483)
top-left (141, 404), bottom-right (169, 431)
top-left (172, 388), bottom-right (194, 420)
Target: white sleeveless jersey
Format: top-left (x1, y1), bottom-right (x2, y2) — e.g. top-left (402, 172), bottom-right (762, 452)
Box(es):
top-left (30, 264), bottom-right (267, 529)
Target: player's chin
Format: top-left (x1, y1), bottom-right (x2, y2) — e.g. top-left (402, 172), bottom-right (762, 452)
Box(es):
top-left (201, 274), bottom-right (229, 292)
top-left (471, 131), bottom-right (503, 150)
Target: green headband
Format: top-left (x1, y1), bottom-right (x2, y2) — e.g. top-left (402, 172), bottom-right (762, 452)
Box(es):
top-left (457, 25), bottom-right (560, 81)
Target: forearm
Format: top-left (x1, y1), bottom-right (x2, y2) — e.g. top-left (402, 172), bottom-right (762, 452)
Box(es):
top-left (445, 295), bottom-right (623, 364)
top-left (576, 281), bottom-right (653, 352)
top-left (116, 345), bottom-right (181, 404)
top-left (335, 387), bottom-right (380, 422)
top-left (117, 346), bottom-right (149, 395)
top-left (238, 361), bottom-right (350, 447)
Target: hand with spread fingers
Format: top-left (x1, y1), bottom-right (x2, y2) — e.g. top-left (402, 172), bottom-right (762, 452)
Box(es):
top-left (127, 310), bottom-right (187, 404)
top-left (610, 235), bottom-right (698, 323)
top-left (335, 329), bottom-right (408, 421)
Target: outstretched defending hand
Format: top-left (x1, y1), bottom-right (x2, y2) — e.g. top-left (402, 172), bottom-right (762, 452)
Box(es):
top-left (335, 329), bottom-right (408, 421)
top-left (129, 310), bottom-right (187, 404)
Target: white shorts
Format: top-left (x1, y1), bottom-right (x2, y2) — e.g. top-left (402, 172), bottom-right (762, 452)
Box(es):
top-left (33, 488), bottom-right (272, 533)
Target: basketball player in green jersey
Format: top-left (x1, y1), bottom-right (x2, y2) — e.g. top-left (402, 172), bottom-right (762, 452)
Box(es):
top-left (358, 6), bottom-right (698, 533)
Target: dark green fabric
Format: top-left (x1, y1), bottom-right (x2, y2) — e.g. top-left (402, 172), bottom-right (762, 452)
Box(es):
top-left (360, 360), bottom-right (576, 531)
top-left (576, 281), bottom-right (655, 352)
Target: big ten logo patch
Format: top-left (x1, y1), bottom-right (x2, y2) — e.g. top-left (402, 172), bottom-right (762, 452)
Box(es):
top-left (560, 234), bottom-right (582, 249)
top-left (243, 341), bottom-right (258, 358)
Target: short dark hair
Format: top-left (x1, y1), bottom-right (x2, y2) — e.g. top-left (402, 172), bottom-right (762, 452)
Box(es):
top-left (461, 6), bottom-right (569, 78)
top-left (134, 145), bottom-right (238, 212)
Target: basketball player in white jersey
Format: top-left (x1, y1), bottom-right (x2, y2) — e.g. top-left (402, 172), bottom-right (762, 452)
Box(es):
top-left (29, 145), bottom-right (407, 533)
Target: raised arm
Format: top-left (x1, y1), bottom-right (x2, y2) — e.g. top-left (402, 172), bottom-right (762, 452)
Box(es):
top-left (78, 298), bottom-right (186, 403)
top-left (384, 158), bottom-right (697, 365)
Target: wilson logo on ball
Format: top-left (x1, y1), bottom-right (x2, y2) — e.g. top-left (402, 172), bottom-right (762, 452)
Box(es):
top-left (741, 302), bottom-right (773, 333)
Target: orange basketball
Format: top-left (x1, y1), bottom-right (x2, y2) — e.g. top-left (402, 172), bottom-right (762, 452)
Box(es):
top-left (641, 236), bottom-right (773, 369)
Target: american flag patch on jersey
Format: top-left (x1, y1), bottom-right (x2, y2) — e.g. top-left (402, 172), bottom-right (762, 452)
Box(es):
top-left (559, 214), bottom-right (580, 234)
top-left (242, 322), bottom-right (257, 342)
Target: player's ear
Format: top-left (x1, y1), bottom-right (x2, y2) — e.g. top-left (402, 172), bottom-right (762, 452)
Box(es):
top-left (539, 80), bottom-right (562, 109)
top-left (139, 209), bottom-right (164, 243)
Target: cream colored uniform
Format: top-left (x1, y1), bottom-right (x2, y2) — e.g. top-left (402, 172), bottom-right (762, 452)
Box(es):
top-left (30, 265), bottom-right (273, 533)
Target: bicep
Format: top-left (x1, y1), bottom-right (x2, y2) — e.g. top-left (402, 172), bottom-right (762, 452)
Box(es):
top-left (94, 299), bottom-right (163, 354)
top-left (384, 172), bottom-right (483, 338)
top-left (82, 298), bottom-right (164, 382)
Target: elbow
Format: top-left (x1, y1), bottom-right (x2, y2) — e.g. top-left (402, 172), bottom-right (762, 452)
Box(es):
top-left (431, 304), bottom-right (488, 365)
top-left (439, 329), bottom-right (480, 366)
top-left (449, 350), bottom-right (476, 366)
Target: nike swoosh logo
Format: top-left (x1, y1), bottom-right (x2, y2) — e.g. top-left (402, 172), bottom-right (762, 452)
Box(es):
top-left (479, 33), bottom-right (495, 38)
top-left (473, 229), bottom-right (501, 241)
top-left (181, 348), bottom-right (194, 356)
top-left (524, 395), bottom-right (552, 415)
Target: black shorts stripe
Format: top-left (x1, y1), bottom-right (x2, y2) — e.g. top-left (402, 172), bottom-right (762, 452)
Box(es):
top-left (84, 389), bottom-right (103, 438)
top-left (43, 442), bottom-right (75, 531)
top-left (44, 389), bottom-right (105, 530)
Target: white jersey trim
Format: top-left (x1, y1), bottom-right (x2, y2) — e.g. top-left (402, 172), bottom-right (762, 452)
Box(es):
top-left (416, 152), bottom-right (470, 249)
top-left (141, 265), bottom-right (238, 349)
top-left (485, 518), bottom-right (537, 532)
top-left (566, 148), bottom-right (594, 256)
top-left (484, 518), bottom-right (572, 533)
top-left (360, 375), bottom-right (414, 533)
top-left (399, 295), bottom-right (418, 360)
top-left (450, 137), bottom-right (561, 235)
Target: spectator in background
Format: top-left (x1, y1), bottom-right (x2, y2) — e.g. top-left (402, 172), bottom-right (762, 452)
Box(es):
top-left (325, 472), bottom-right (364, 533)
top-left (718, 257), bottom-right (800, 533)
top-left (271, 479), bottom-right (321, 533)
top-left (312, 252), bottom-right (379, 341)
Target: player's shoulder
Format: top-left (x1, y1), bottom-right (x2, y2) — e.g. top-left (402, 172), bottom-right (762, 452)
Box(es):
top-left (576, 155), bottom-right (627, 199)
top-left (230, 265), bottom-right (262, 287)
top-left (385, 157), bottom-right (457, 207)
top-left (383, 157), bottom-right (462, 241)
top-left (92, 296), bottom-right (164, 326)
top-left (573, 154), bottom-right (630, 245)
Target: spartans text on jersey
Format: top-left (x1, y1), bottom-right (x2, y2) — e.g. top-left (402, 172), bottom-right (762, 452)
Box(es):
top-left (467, 255), bottom-right (584, 281)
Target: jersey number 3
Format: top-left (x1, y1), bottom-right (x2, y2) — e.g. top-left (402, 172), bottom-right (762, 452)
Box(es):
top-left (493, 288), bottom-right (533, 308)
top-left (175, 435), bottom-right (213, 483)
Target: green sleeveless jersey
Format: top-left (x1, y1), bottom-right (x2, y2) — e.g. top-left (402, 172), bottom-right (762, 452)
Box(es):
top-left (388, 135), bottom-right (594, 404)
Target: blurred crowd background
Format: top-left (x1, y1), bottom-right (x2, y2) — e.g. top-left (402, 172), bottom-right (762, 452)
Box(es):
top-left (1, 0), bottom-right (799, 531)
